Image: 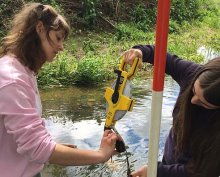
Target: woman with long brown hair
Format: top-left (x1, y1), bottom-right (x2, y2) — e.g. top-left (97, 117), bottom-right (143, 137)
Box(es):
top-left (123, 45), bottom-right (220, 177)
top-left (0, 3), bottom-right (118, 177)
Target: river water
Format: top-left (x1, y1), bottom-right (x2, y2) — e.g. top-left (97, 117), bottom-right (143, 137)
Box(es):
top-left (40, 46), bottom-right (220, 176)
top-left (41, 76), bottom-right (179, 177)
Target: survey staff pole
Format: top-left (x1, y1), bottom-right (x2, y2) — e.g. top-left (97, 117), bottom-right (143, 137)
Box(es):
top-left (147, 1), bottom-right (171, 177)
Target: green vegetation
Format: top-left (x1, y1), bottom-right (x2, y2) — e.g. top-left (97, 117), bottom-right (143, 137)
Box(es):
top-left (1, 0), bottom-right (219, 87)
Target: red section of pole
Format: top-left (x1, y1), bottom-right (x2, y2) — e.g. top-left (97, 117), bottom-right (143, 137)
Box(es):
top-left (153, 0), bottom-right (171, 91)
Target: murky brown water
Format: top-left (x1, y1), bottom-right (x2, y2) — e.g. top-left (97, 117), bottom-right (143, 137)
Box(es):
top-left (40, 76), bottom-right (179, 177)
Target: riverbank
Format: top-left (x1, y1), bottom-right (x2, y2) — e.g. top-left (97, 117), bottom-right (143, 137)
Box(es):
top-left (37, 7), bottom-right (220, 87)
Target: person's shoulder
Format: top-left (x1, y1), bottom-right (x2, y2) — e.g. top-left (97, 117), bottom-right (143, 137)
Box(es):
top-left (0, 55), bottom-right (34, 88)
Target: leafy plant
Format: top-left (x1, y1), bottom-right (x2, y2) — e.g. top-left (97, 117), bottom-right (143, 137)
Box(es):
top-left (81, 0), bottom-right (99, 27)
top-left (74, 54), bottom-right (114, 85)
top-left (0, 0), bottom-right (24, 38)
top-left (129, 3), bottom-right (156, 32)
top-left (115, 23), bottom-right (152, 42)
top-left (38, 50), bottom-right (77, 86)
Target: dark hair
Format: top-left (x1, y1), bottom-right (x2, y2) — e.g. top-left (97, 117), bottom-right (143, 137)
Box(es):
top-left (0, 3), bottom-right (70, 73)
top-left (173, 57), bottom-right (220, 177)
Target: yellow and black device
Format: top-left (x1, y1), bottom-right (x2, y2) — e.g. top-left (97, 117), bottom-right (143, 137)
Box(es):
top-left (104, 57), bottom-right (141, 152)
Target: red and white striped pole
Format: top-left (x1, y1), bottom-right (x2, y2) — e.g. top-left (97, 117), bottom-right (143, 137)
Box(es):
top-left (147, 1), bottom-right (171, 177)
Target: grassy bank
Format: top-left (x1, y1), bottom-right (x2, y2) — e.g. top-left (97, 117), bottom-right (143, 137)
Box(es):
top-left (38, 22), bottom-right (220, 85)
top-left (1, 1), bottom-right (218, 87)
top-left (38, 12), bottom-right (220, 87)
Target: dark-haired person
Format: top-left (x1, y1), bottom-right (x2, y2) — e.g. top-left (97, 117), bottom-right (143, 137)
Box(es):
top-left (0, 3), bottom-right (118, 177)
top-left (123, 45), bottom-right (220, 177)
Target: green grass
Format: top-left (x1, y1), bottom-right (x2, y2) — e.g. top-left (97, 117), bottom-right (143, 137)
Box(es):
top-left (36, 0), bottom-right (220, 86)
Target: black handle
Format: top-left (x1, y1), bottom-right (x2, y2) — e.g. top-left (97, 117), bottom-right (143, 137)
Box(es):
top-left (112, 70), bottom-right (122, 104)
top-left (115, 139), bottom-right (126, 153)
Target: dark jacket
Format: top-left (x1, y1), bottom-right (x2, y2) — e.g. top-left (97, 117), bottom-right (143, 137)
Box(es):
top-left (132, 45), bottom-right (211, 177)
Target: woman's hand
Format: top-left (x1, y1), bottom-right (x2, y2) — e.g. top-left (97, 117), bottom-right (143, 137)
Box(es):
top-left (131, 165), bottom-right (148, 177)
top-left (122, 48), bottom-right (143, 68)
top-left (98, 130), bottom-right (119, 162)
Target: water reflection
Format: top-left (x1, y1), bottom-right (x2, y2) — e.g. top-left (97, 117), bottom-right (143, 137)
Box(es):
top-left (197, 46), bottom-right (220, 63)
top-left (41, 76), bottom-right (179, 177)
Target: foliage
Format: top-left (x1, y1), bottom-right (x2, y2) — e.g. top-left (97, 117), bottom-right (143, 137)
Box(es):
top-left (82, 38), bottom-right (100, 53)
top-left (1, 0), bottom-right (219, 87)
top-left (129, 3), bottom-right (156, 31)
top-left (38, 50), bottom-right (78, 86)
top-left (38, 44), bottom-right (117, 86)
top-left (115, 23), bottom-right (152, 41)
top-left (0, 0), bottom-right (62, 38)
top-left (0, 0), bottom-right (24, 37)
top-left (81, 0), bottom-right (99, 28)
top-left (127, 0), bottom-right (218, 33)
top-left (0, 0), bottom-right (217, 35)
top-left (74, 53), bottom-right (116, 85)
top-left (170, 0), bottom-right (201, 23)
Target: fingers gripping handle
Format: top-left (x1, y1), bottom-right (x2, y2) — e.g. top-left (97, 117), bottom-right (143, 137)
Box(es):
top-left (119, 57), bottom-right (141, 79)
top-left (104, 127), bottom-right (126, 153)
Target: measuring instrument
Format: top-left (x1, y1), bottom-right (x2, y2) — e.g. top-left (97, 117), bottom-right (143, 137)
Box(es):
top-left (104, 56), bottom-right (141, 152)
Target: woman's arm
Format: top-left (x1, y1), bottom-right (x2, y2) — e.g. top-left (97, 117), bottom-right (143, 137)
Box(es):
top-left (49, 130), bottom-right (118, 166)
top-left (157, 162), bottom-right (187, 177)
top-left (124, 45), bottom-right (201, 87)
top-left (2, 83), bottom-right (118, 166)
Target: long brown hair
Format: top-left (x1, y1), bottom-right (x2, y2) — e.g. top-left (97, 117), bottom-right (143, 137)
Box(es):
top-left (173, 57), bottom-right (220, 177)
top-left (0, 3), bottom-right (70, 73)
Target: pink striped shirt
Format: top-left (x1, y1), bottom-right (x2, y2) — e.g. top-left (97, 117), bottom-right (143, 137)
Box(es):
top-left (0, 55), bottom-right (56, 177)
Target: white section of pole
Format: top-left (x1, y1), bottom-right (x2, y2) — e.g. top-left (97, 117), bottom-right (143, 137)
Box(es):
top-left (147, 90), bottom-right (163, 177)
